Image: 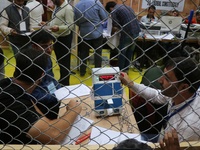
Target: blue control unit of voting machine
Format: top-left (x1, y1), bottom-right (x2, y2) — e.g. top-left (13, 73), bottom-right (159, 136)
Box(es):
top-left (92, 67), bottom-right (123, 117)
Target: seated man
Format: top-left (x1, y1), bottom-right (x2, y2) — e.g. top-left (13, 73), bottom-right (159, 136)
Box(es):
top-left (129, 64), bottom-right (167, 142)
top-left (30, 29), bottom-right (61, 120)
top-left (140, 5), bottom-right (158, 23)
top-left (171, 9), bottom-right (179, 17)
top-left (0, 47), bottom-right (82, 144)
top-left (185, 10), bottom-right (200, 24)
top-left (130, 50), bottom-right (185, 141)
top-left (120, 57), bottom-right (200, 142)
top-left (194, 11), bottom-right (200, 23)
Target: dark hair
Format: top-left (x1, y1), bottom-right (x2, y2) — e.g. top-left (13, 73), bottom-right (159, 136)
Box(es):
top-left (105, 1), bottom-right (117, 12)
top-left (113, 139), bottom-right (152, 150)
top-left (13, 47), bottom-right (48, 83)
top-left (172, 9), bottom-right (179, 13)
top-left (165, 57), bottom-right (200, 93)
top-left (30, 29), bottom-right (55, 44)
top-left (196, 10), bottom-right (200, 16)
top-left (148, 5), bottom-right (156, 11)
top-left (171, 9), bottom-right (179, 16)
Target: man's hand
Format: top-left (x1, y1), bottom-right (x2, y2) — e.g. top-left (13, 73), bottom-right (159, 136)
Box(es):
top-left (10, 29), bottom-right (18, 36)
top-left (159, 129), bottom-right (181, 150)
top-left (67, 99), bottom-right (82, 114)
top-left (119, 72), bottom-right (134, 88)
top-left (50, 25), bottom-right (59, 32)
top-left (39, 21), bottom-right (47, 26)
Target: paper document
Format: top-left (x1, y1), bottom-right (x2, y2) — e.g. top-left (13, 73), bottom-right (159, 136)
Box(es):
top-left (20, 32), bottom-right (32, 36)
top-left (43, 25), bottom-right (51, 30)
top-left (102, 18), bottom-right (112, 38)
top-left (88, 126), bottom-right (142, 145)
top-left (162, 33), bottom-right (175, 40)
top-left (107, 33), bottom-right (120, 49)
top-left (54, 84), bottom-right (91, 101)
top-left (61, 115), bottom-right (93, 145)
top-left (145, 33), bottom-right (174, 40)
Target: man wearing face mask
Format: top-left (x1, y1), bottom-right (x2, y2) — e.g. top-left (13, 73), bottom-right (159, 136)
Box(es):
top-left (48, 0), bottom-right (74, 86)
top-left (0, 0), bottom-right (32, 56)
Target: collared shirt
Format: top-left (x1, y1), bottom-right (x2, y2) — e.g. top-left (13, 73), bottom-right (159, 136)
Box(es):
top-left (140, 15), bottom-right (158, 23)
top-left (50, 1), bottom-right (74, 37)
top-left (74, 0), bottom-right (108, 40)
top-left (26, 0), bottom-right (44, 27)
top-left (131, 83), bottom-right (200, 142)
top-left (160, 94), bottom-right (200, 142)
top-left (111, 4), bottom-right (141, 38)
top-left (0, 4), bottom-right (32, 35)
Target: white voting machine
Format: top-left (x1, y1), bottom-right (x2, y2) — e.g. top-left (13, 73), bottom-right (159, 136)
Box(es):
top-left (160, 16), bottom-right (182, 33)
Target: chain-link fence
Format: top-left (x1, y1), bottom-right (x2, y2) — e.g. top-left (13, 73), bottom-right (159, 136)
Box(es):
top-left (1, 0), bottom-right (200, 149)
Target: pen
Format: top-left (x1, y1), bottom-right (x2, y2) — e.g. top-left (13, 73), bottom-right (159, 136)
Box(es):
top-left (75, 133), bottom-right (91, 145)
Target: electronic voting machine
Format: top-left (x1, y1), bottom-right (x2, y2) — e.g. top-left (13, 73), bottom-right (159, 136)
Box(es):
top-left (92, 67), bottom-right (123, 117)
top-left (140, 22), bottom-right (162, 35)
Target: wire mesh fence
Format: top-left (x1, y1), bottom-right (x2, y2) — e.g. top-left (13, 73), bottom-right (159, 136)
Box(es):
top-left (1, 0), bottom-right (200, 149)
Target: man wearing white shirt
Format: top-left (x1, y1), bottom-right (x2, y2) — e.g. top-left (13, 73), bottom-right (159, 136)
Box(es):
top-left (0, 0), bottom-right (32, 55)
top-left (120, 57), bottom-right (200, 142)
top-left (49, 0), bottom-right (74, 85)
top-left (140, 5), bottom-right (158, 23)
top-left (26, 0), bottom-right (44, 27)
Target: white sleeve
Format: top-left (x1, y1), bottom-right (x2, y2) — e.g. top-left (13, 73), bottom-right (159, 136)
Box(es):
top-left (140, 16), bottom-right (145, 22)
top-left (131, 83), bottom-right (168, 104)
top-left (0, 10), bottom-right (12, 35)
